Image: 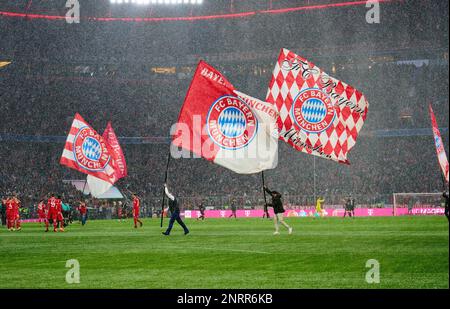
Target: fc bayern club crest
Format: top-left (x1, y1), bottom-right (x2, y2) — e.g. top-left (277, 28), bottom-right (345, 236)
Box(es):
top-left (291, 88), bottom-right (336, 133)
top-left (73, 126), bottom-right (110, 171)
top-left (206, 95), bottom-right (258, 150)
top-left (435, 135), bottom-right (442, 151)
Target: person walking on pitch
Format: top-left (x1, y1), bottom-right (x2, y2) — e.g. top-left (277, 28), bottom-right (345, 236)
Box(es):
top-left (343, 197), bottom-right (352, 218)
top-left (197, 202), bottom-right (205, 221)
top-left (77, 200), bottom-right (88, 226)
top-left (263, 186), bottom-right (292, 235)
top-left (349, 195), bottom-right (356, 217)
top-left (229, 198), bottom-right (237, 219)
top-left (162, 184), bottom-right (189, 236)
top-left (132, 194), bottom-right (143, 228)
top-left (316, 196), bottom-right (325, 217)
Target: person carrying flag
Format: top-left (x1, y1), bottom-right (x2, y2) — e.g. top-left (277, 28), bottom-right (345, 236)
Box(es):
top-left (162, 184), bottom-right (189, 236)
top-left (263, 186), bottom-right (292, 235)
top-left (78, 200), bottom-right (88, 226)
top-left (132, 193), bottom-right (143, 229)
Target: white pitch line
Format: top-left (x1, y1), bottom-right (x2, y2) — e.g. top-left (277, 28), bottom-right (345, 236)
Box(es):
top-left (178, 246), bottom-right (271, 255)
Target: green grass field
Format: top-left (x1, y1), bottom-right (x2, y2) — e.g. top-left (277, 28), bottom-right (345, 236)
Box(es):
top-left (0, 216), bottom-right (448, 288)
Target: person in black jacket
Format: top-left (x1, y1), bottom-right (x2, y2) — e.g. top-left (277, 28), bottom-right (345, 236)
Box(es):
top-left (264, 186), bottom-right (293, 235)
top-left (162, 184), bottom-right (189, 236)
top-left (443, 190), bottom-right (449, 222)
top-left (228, 198), bottom-right (237, 219)
top-left (197, 202), bottom-right (205, 221)
top-left (0, 196), bottom-right (6, 226)
top-left (343, 197), bottom-right (352, 218)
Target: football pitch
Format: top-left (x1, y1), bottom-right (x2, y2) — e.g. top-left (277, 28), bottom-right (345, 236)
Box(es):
top-left (0, 216), bottom-right (448, 289)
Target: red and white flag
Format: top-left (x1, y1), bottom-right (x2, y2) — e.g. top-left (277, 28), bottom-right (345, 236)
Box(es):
top-left (429, 103), bottom-right (449, 183)
top-left (266, 49), bottom-right (369, 164)
top-left (172, 60), bottom-right (279, 174)
top-left (60, 113), bottom-right (118, 195)
top-left (87, 121), bottom-right (127, 197)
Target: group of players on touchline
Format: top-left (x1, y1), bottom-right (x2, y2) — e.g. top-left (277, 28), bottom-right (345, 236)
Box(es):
top-left (3, 185), bottom-right (446, 235)
top-left (1, 192), bottom-right (144, 232)
top-left (0, 184), bottom-right (358, 236)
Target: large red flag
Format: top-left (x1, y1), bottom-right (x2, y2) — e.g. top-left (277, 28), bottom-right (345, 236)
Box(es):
top-left (429, 104), bottom-right (449, 183)
top-left (86, 121), bottom-right (127, 197)
top-left (172, 60), bottom-right (279, 174)
top-left (266, 48), bottom-right (369, 164)
top-left (103, 121), bottom-right (127, 179)
top-left (60, 113), bottom-right (118, 185)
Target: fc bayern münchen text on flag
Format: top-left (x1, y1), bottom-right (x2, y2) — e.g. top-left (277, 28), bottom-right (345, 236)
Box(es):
top-left (172, 60), bottom-right (279, 174)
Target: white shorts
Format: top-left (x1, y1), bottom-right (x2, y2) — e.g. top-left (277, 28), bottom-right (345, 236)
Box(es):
top-left (274, 213), bottom-right (284, 221)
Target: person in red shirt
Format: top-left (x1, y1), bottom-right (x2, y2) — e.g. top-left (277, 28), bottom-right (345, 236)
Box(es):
top-left (37, 199), bottom-right (47, 225)
top-left (5, 197), bottom-right (15, 231)
top-left (46, 194), bottom-right (59, 232)
top-left (77, 201), bottom-right (88, 226)
top-left (132, 194), bottom-right (143, 229)
top-left (12, 195), bottom-right (21, 231)
top-left (56, 195), bottom-right (65, 232)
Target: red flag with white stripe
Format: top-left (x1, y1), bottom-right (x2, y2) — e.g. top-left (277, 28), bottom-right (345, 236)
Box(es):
top-left (266, 49), bottom-right (369, 164)
top-left (429, 103), bottom-right (449, 183)
top-left (102, 121), bottom-right (127, 179)
top-left (60, 113), bottom-right (118, 186)
top-left (172, 60), bottom-right (279, 174)
top-left (86, 121), bottom-right (127, 197)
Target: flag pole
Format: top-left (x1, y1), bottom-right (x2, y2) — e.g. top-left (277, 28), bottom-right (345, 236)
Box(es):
top-left (82, 180), bottom-right (88, 195)
top-left (313, 156), bottom-right (317, 204)
top-left (261, 171), bottom-right (269, 218)
top-left (441, 173), bottom-right (448, 191)
top-left (160, 150), bottom-right (172, 228)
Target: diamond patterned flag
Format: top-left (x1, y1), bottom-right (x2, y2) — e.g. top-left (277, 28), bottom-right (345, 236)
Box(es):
top-left (266, 48), bottom-right (369, 164)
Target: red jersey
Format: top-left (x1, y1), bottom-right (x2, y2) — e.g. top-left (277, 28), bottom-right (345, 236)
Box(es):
top-left (5, 199), bottom-right (14, 215)
top-left (133, 197), bottom-right (140, 216)
top-left (47, 197), bottom-right (58, 214)
top-left (56, 199), bottom-right (62, 213)
top-left (38, 202), bottom-right (46, 215)
top-left (13, 199), bottom-right (20, 215)
top-left (78, 203), bottom-right (87, 215)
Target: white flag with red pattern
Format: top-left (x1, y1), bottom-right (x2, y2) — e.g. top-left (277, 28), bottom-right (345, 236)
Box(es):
top-left (266, 49), bottom-right (369, 164)
top-left (60, 113), bottom-right (118, 187)
top-left (429, 103), bottom-right (449, 183)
